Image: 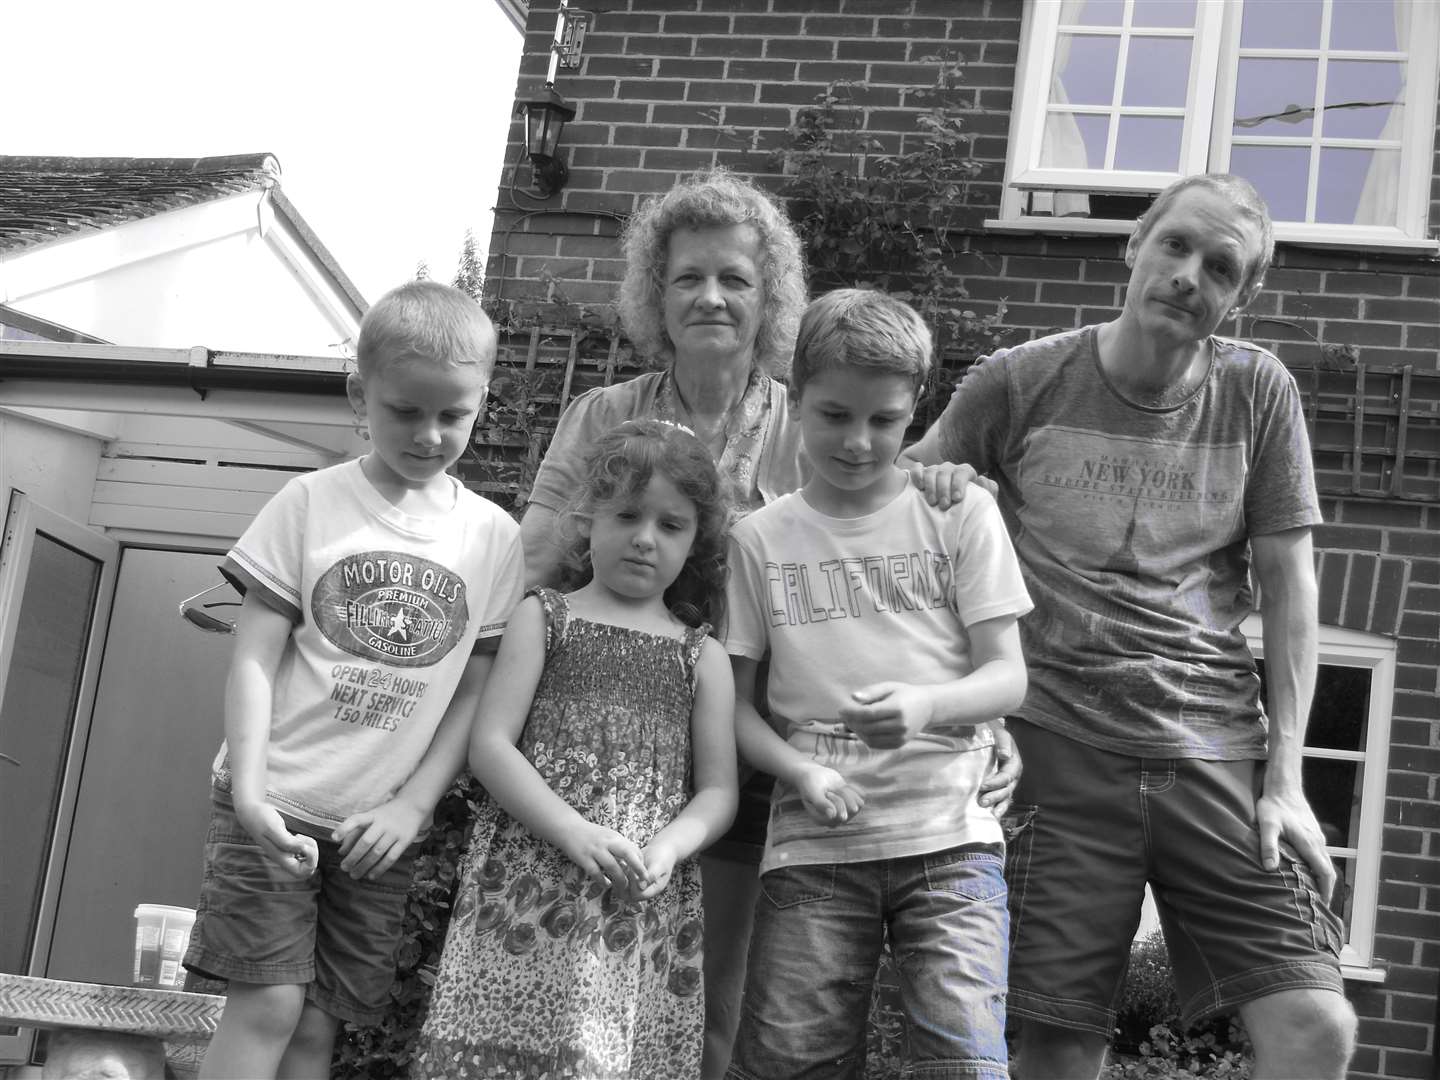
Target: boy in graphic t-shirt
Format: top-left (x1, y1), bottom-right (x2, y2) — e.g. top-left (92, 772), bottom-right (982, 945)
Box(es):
top-left (723, 289), bottom-right (1031, 1080)
top-left (184, 281), bottom-right (524, 1080)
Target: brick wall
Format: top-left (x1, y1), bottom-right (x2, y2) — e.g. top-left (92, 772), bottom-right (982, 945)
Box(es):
top-left (483, 3), bottom-right (1440, 1075)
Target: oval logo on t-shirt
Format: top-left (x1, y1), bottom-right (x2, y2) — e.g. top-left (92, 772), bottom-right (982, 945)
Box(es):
top-left (311, 551), bottom-right (469, 667)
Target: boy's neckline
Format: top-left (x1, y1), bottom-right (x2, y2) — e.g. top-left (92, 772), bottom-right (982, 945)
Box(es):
top-left (798, 465), bottom-right (910, 519)
top-left (356, 453), bottom-right (459, 516)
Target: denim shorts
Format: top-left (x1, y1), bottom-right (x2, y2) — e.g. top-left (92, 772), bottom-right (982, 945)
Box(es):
top-left (1005, 720), bottom-right (1345, 1035)
top-left (727, 844), bottom-right (1009, 1080)
top-left (182, 796), bottom-right (414, 1025)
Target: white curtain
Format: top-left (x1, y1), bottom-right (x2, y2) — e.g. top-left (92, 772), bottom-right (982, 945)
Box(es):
top-left (1039, 0), bottom-right (1093, 217)
top-left (1350, 0), bottom-right (1409, 226)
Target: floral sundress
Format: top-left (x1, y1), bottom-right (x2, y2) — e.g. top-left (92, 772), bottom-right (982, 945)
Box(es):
top-left (411, 588), bottom-right (708, 1079)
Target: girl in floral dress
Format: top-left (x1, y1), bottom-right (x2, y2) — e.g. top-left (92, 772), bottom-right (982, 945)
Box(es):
top-left (412, 420), bottom-right (737, 1079)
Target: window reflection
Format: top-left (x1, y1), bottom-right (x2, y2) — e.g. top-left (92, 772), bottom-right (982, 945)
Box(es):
top-left (1241, 0), bottom-right (1322, 48)
top-left (1323, 61), bottom-right (1403, 141)
top-left (1123, 37), bottom-right (1192, 108)
top-left (1229, 145), bottom-right (1310, 220)
top-left (1056, 34), bottom-right (1120, 107)
top-left (1233, 58), bottom-right (1319, 136)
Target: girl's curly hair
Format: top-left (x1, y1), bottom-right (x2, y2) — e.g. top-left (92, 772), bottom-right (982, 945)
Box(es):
top-left (617, 167), bottom-right (808, 378)
top-left (557, 420), bottom-right (729, 629)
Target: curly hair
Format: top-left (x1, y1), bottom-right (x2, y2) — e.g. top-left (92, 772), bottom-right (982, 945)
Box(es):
top-left (557, 420), bottom-right (729, 629)
top-left (618, 168), bottom-right (808, 378)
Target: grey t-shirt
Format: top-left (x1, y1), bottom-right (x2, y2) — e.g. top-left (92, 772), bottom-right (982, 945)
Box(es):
top-left (937, 326), bottom-right (1321, 759)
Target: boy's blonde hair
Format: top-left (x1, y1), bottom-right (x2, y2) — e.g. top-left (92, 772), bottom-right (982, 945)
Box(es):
top-left (792, 288), bottom-right (933, 396)
top-left (356, 281), bottom-right (497, 378)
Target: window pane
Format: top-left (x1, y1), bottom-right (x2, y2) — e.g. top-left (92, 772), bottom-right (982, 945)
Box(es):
top-left (1132, 0), bottom-right (1197, 29)
top-left (1317, 146), bottom-right (1399, 226)
top-left (1324, 60), bottom-right (1404, 140)
top-left (1233, 58), bottom-right (1319, 136)
top-left (1329, 854), bottom-right (1357, 936)
top-left (1055, 34), bottom-right (1120, 106)
top-left (1043, 112), bottom-right (1110, 169)
top-left (1306, 665), bottom-right (1371, 752)
top-left (1070, 0), bottom-right (1125, 27)
top-left (1230, 145), bottom-right (1310, 220)
top-left (1240, 0), bottom-right (1322, 48)
top-left (1122, 37), bottom-right (1193, 107)
top-left (0, 534), bottom-right (102, 975)
top-left (1303, 757), bottom-right (1361, 846)
top-left (1330, 0), bottom-right (1401, 51)
top-left (1115, 115), bottom-right (1185, 170)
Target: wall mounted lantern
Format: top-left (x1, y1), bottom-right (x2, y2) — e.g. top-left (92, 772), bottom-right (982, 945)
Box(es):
top-left (517, 86), bottom-right (577, 198)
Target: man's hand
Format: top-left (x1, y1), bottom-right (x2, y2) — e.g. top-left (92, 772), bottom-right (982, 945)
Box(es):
top-left (334, 797), bottom-right (429, 880)
top-left (903, 460), bottom-right (995, 510)
top-left (793, 762), bottom-right (865, 825)
top-left (1257, 788), bottom-right (1337, 902)
top-left (235, 801), bottom-right (319, 879)
top-left (977, 725), bottom-right (1021, 818)
top-left (840, 683), bottom-right (933, 749)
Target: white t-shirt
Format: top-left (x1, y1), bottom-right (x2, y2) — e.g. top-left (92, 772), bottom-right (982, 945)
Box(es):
top-left (725, 483), bottom-right (1032, 873)
top-left (214, 459), bottom-right (524, 828)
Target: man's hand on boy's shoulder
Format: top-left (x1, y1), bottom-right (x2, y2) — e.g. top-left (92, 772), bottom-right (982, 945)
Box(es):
top-left (902, 460), bottom-right (997, 511)
top-left (839, 682), bottom-right (934, 749)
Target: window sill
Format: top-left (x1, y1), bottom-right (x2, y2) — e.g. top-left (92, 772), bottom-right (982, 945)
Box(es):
top-left (984, 216), bottom-right (1440, 256)
top-left (1341, 965), bottom-right (1387, 984)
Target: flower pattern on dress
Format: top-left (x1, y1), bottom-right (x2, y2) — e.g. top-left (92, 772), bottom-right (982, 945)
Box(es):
top-left (411, 588), bottom-right (709, 1080)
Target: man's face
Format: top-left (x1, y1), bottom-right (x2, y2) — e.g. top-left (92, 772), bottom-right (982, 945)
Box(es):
top-left (1122, 187), bottom-right (1263, 348)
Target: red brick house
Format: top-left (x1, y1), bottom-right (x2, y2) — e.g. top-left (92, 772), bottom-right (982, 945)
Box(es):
top-left (476, 3), bottom-right (1439, 1077)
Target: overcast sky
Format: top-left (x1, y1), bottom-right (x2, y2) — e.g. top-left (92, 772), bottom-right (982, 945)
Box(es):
top-left (3, 0), bottom-right (523, 304)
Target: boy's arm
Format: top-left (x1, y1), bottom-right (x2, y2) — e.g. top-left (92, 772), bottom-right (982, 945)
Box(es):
top-left (732, 655), bottom-right (865, 825)
top-left (470, 596), bottom-right (649, 893)
top-left (226, 592), bottom-right (318, 878)
top-left (636, 639), bottom-right (738, 898)
top-left (838, 613), bottom-right (1027, 748)
top-left (333, 652), bottom-right (494, 880)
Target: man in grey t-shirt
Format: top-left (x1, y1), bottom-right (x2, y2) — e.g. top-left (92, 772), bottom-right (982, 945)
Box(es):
top-left (904, 174), bottom-right (1355, 1080)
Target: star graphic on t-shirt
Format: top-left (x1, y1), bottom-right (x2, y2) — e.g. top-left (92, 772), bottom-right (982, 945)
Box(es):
top-left (385, 609), bottom-right (411, 641)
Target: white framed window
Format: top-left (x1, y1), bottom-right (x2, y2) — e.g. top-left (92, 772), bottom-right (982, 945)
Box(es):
top-left (1241, 614), bottom-right (1395, 977)
top-left (996, 0), bottom-right (1440, 251)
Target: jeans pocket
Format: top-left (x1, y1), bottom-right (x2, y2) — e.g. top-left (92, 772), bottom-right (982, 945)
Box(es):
top-left (922, 847), bottom-right (1007, 902)
top-left (759, 862), bottom-right (837, 909)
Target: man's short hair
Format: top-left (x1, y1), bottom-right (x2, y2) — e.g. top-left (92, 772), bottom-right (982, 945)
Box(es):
top-left (356, 280), bottom-right (497, 378)
top-left (792, 288), bottom-right (933, 396)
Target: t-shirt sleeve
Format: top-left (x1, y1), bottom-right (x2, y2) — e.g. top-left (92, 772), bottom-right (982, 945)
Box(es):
top-left (936, 349), bottom-right (1013, 473)
top-left (221, 477), bottom-right (309, 623)
top-left (949, 487), bottom-right (1033, 628)
top-left (722, 528), bottom-right (770, 660)
top-left (472, 519), bottom-right (526, 654)
top-left (527, 386), bottom-right (624, 513)
top-left (1244, 359), bottom-right (1323, 536)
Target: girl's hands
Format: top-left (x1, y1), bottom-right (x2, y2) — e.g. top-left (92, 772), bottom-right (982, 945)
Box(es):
top-left (560, 820), bottom-right (651, 898)
top-left (635, 838), bottom-right (679, 901)
top-left (794, 762), bottom-right (865, 825)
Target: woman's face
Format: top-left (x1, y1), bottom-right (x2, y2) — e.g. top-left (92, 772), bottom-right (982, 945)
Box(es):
top-left (662, 224), bottom-right (765, 369)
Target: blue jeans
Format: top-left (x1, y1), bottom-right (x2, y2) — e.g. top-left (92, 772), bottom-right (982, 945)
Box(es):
top-left (726, 845), bottom-right (1009, 1080)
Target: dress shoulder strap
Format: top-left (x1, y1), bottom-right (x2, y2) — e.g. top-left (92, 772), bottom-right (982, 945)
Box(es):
top-left (528, 586), bottom-right (569, 652)
top-left (681, 623), bottom-right (711, 681)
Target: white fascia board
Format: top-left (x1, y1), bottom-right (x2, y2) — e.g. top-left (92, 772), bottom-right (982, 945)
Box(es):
top-left (0, 193), bottom-right (262, 303)
top-left (0, 380), bottom-right (355, 428)
top-left (260, 194), bottom-right (364, 344)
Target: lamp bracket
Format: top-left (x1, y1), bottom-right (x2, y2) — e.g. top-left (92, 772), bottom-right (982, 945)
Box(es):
top-left (555, 9), bottom-right (590, 70)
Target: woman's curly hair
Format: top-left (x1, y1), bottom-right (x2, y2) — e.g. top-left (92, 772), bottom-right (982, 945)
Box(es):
top-left (617, 168), bottom-right (808, 378)
top-left (557, 420), bottom-right (730, 629)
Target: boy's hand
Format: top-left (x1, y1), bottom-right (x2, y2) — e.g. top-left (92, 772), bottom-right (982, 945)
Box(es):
top-left (903, 461), bottom-right (996, 510)
top-left (840, 683), bottom-right (934, 749)
top-left (559, 821), bottom-right (650, 899)
top-left (635, 838), bottom-right (679, 901)
top-left (334, 798), bottom-right (428, 880)
top-left (978, 726), bottom-right (1022, 818)
top-left (235, 801), bottom-right (318, 879)
top-left (794, 762), bottom-right (865, 825)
